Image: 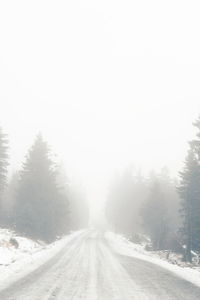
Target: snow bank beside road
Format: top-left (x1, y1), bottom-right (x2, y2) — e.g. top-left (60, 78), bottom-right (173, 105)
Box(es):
top-left (105, 231), bottom-right (200, 288)
top-left (0, 228), bottom-right (82, 291)
top-left (0, 229), bottom-right (44, 266)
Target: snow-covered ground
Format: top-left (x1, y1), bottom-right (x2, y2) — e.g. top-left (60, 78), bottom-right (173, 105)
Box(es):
top-left (0, 228), bottom-right (82, 291)
top-left (1, 229), bottom-right (200, 299)
top-left (106, 231), bottom-right (200, 288)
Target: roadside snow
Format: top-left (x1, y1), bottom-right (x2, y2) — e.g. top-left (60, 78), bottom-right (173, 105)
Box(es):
top-left (0, 228), bottom-right (82, 291)
top-left (105, 231), bottom-right (200, 288)
top-left (0, 229), bottom-right (44, 266)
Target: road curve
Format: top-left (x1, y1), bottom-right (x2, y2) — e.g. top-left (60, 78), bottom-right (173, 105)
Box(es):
top-left (0, 230), bottom-right (200, 299)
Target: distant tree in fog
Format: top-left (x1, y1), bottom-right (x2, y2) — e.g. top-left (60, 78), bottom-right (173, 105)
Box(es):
top-left (55, 164), bottom-right (89, 230)
top-left (0, 127), bottom-right (9, 198)
top-left (178, 117), bottom-right (200, 262)
top-left (141, 170), bottom-right (181, 251)
top-left (1, 172), bottom-right (19, 227)
top-left (69, 182), bottom-right (89, 230)
top-left (158, 168), bottom-right (181, 234)
top-left (105, 167), bottom-right (147, 237)
top-left (14, 134), bottom-right (69, 242)
top-left (0, 127), bottom-right (9, 225)
top-left (106, 166), bottom-right (181, 250)
top-left (141, 181), bottom-right (168, 250)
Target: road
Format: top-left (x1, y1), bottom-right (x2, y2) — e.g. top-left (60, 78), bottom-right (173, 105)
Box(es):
top-left (0, 230), bottom-right (200, 299)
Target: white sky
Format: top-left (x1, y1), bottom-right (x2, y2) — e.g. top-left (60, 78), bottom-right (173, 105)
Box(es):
top-left (0, 0), bottom-right (200, 210)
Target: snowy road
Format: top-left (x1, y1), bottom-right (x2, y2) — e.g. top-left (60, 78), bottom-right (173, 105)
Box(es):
top-left (0, 230), bottom-right (200, 300)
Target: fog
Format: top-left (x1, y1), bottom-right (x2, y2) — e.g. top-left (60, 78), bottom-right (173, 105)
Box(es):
top-left (1, 0), bottom-right (200, 216)
top-left (2, 1), bottom-right (200, 299)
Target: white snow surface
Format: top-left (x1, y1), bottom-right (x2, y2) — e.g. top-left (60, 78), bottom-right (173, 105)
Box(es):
top-left (106, 231), bottom-right (200, 288)
top-left (0, 229), bottom-right (200, 299)
top-left (0, 228), bottom-right (82, 291)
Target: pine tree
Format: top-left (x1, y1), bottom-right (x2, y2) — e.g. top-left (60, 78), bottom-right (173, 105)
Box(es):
top-left (14, 134), bottom-right (69, 242)
top-left (178, 117), bottom-right (200, 261)
top-left (105, 172), bottom-right (124, 233)
top-left (159, 168), bottom-right (181, 234)
top-left (141, 181), bottom-right (168, 250)
top-left (1, 172), bottom-right (19, 227)
top-left (69, 183), bottom-right (89, 230)
top-left (105, 167), bottom-right (147, 236)
top-left (56, 164), bottom-right (89, 230)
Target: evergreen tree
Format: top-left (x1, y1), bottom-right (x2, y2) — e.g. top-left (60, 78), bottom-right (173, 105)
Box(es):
top-left (14, 134), bottom-right (69, 242)
top-left (105, 167), bottom-right (147, 237)
top-left (105, 172), bottom-right (125, 233)
top-left (141, 181), bottom-right (168, 250)
top-left (159, 168), bottom-right (181, 234)
top-left (1, 172), bottom-right (19, 228)
top-left (69, 182), bottom-right (89, 230)
top-left (56, 164), bottom-right (89, 230)
top-left (178, 117), bottom-right (200, 261)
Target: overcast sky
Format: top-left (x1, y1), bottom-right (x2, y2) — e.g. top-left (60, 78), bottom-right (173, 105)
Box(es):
top-left (0, 0), bottom-right (200, 208)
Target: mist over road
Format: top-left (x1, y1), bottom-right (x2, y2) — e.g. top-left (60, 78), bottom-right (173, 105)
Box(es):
top-left (0, 230), bottom-right (199, 300)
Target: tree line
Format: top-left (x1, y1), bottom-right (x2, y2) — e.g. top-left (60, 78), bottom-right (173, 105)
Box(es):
top-left (105, 167), bottom-right (181, 251)
top-left (106, 116), bottom-right (200, 262)
top-left (0, 130), bottom-right (89, 243)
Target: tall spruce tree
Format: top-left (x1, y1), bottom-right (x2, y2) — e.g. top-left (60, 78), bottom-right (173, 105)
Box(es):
top-left (178, 117), bottom-right (200, 261)
top-left (0, 127), bottom-right (9, 217)
top-left (14, 134), bottom-right (69, 242)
